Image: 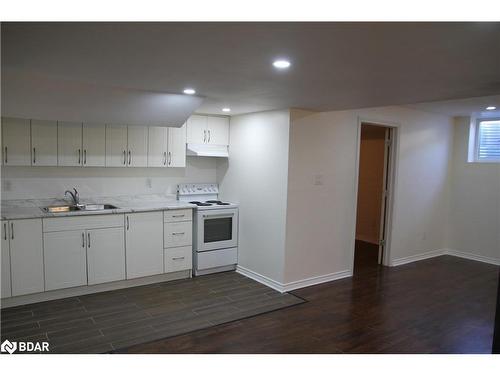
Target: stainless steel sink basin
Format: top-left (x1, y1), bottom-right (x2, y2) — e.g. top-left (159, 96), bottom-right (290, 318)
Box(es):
top-left (42, 205), bottom-right (81, 213)
top-left (81, 204), bottom-right (118, 211)
top-left (42, 204), bottom-right (119, 213)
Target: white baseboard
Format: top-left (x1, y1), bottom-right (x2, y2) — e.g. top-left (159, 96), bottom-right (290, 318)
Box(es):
top-left (444, 249), bottom-right (500, 266)
top-left (236, 265), bottom-right (352, 293)
top-left (390, 249), bottom-right (446, 267)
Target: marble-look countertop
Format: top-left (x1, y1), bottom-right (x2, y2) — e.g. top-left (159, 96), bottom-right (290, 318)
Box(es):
top-left (1, 194), bottom-right (195, 220)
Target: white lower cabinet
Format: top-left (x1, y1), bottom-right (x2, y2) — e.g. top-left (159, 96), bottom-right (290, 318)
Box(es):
top-left (44, 230), bottom-right (88, 291)
top-left (164, 246), bottom-right (192, 273)
top-left (1, 221), bottom-right (12, 298)
top-left (87, 227), bottom-right (125, 285)
top-left (125, 212), bottom-right (164, 279)
top-left (8, 219), bottom-right (44, 296)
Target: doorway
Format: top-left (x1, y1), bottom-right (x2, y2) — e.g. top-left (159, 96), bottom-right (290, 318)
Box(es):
top-left (354, 123), bottom-right (394, 273)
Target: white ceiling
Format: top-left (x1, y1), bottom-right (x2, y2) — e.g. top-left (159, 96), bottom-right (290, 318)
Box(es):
top-left (2, 22), bottom-right (500, 115)
top-left (405, 95), bottom-right (500, 118)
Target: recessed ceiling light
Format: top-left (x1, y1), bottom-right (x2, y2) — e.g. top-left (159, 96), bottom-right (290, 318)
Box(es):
top-left (486, 106), bottom-right (496, 110)
top-left (222, 108), bottom-right (231, 112)
top-left (183, 88), bottom-right (196, 95)
top-left (272, 60), bottom-right (291, 69)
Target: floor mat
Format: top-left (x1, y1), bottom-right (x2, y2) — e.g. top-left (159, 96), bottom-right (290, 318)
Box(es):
top-left (1, 272), bottom-right (304, 353)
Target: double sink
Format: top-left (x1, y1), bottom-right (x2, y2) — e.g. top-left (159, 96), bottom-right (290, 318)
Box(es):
top-left (42, 204), bottom-right (119, 213)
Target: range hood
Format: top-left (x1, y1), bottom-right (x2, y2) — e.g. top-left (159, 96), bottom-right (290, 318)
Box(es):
top-left (186, 144), bottom-right (229, 158)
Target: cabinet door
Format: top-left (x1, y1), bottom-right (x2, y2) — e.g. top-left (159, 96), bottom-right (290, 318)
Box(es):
top-left (105, 125), bottom-right (128, 167)
top-left (127, 126), bottom-right (148, 167)
top-left (58, 121), bottom-right (83, 166)
top-left (44, 230), bottom-right (87, 291)
top-left (186, 115), bottom-right (207, 144)
top-left (147, 127), bottom-right (168, 167)
top-left (10, 219), bottom-right (44, 296)
top-left (31, 120), bottom-right (58, 166)
top-left (1, 221), bottom-right (12, 298)
top-left (167, 123), bottom-right (186, 167)
top-left (207, 116), bottom-right (230, 146)
top-left (125, 212), bottom-right (163, 279)
top-left (82, 123), bottom-right (106, 167)
top-left (87, 227), bottom-right (125, 285)
top-left (1, 117), bottom-right (31, 166)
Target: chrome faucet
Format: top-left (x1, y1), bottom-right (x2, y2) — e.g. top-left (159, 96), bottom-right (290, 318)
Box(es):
top-left (64, 188), bottom-right (80, 206)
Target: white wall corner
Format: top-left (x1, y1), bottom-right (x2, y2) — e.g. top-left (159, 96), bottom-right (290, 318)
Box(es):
top-left (236, 265), bottom-right (286, 293)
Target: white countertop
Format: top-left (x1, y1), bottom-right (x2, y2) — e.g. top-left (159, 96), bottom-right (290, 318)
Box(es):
top-left (1, 194), bottom-right (195, 220)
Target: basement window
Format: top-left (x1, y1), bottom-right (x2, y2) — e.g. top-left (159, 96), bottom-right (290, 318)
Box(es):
top-left (469, 118), bottom-right (500, 163)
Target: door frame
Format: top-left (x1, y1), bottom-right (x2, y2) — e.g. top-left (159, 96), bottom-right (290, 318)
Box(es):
top-left (350, 117), bottom-right (399, 271)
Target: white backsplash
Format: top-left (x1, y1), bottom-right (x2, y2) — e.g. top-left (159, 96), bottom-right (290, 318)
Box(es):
top-left (1, 157), bottom-right (217, 200)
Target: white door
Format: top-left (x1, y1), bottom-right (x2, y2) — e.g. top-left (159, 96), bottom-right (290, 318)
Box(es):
top-left (125, 212), bottom-right (163, 279)
top-left (127, 126), bottom-right (148, 167)
top-left (147, 127), bottom-right (168, 167)
top-left (87, 227), bottom-right (126, 285)
top-left (44, 230), bottom-right (88, 291)
top-left (31, 120), bottom-right (58, 166)
top-left (9, 219), bottom-right (44, 296)
top-left (167, 123), bottom-right (186, 167)
top-left (207, 116), bottom-right (230, 146)
top-left (1, 221), bottom-right (12, 298)
top-left (187, 115), bottom-right (207, 144)
top-left (1, 117), bottom-right (31, 166)
top-left (58, 121), bottom-right (83, 166)
top-left (105, 125), bottom-right (128, 167)
top-left (82, 123), bottom-right (106, 167)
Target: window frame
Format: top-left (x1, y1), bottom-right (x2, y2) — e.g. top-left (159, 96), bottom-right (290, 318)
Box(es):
top-left (472, 117), bottom-right (500, 163)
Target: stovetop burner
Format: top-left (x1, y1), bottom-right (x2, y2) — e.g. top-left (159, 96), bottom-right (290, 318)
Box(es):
top-left (206, 200), bottom-right (230, 206)
top-left (189, 201), bottom-right (213, 207)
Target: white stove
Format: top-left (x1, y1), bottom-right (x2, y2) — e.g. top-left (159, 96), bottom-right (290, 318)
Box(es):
top-left (177, 183), bottom-right (238, 276)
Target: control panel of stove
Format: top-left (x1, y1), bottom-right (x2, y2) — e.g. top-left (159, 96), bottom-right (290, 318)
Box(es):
top-left (178, 183), bottom-right (219, 195)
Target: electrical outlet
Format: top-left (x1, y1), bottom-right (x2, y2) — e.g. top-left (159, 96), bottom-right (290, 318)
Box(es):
top-left (313, 174), bottom-right (324, 186)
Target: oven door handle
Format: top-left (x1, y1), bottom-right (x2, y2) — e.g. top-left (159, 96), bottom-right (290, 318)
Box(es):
top-left (202, 213), bottom-right (235, 218)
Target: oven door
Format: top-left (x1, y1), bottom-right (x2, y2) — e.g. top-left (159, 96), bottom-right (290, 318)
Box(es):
top-left (197, 208), bottom-right (238, 252)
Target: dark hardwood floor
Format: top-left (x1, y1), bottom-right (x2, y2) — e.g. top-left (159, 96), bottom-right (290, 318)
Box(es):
top-left (118, 253), bottom-right (499, 354)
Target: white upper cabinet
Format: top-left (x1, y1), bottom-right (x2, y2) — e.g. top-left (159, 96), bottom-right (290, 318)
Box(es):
top-left (105, 125), bottom-right (128, 167)
top-left (1, 117), bottom-right (31, 166)
top-left (58, 121), bottom-right (83, 166)
top-left (187, 115), bottom-right (207, 144)
top-left (186, 115), bottom-right (229, 146)
top-left (167, 123), bottom-right (187, 167)
top-left (82, 123), bottom-right (106, 167)
top-left (148, 126), bottom-right (168, 167)
top-left (31, 120), bottom-right (58, 166)
top-left (127, 126), bottom-right (148, 167)
top-left (207, 116), bottom-right (230, 146)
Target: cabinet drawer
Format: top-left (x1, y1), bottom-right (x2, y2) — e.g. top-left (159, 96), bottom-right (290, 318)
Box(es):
top-left (164, 221), bottom-right (192, 248)
top-left (164, 209), bottom-right (192, 223)
top-left (164, 246), bottom-right (192, 273)
top-left (196, 247), bottom-right (238, 271)
top-left (43, 214), bottom-right (124, 232)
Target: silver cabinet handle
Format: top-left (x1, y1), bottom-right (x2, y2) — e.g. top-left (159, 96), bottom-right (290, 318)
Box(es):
top-left (33, 147), bottom-right (36, 164)
top-left (87, 232), bottom-right (91, 248)
top-left (168, 151), bottom-right (172, 166)
top-left (203, 130), bottom-right (206, 143)
top-left (128, 150), bottom-right (131, 165)
top-left (10, 222), bottom-right (14, 240)
top-left (126, 216), bottom-right (129, 230)
top-left (84, 149), bottom-right (87, 165)
top-left (123, 150), bottom-right (126, 165)
top-left (172, 256), bottom-right (185, 261)
top-left (3, 222), bottom-right (7, 240)
top-left (208, 130), bottom-right (211, 143)
top-left (82, 232), bottom-right (85, 247)
top-left (78, 149), bottom-right (81, 165)
top-left (172, 214), bottom-right (185, 218)
top-left (163, 151), bottom-right (167, 165)
top-left (4, 147), bottom-right (7, 164)
top-left (172, 232), bottom-right (185, 236)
